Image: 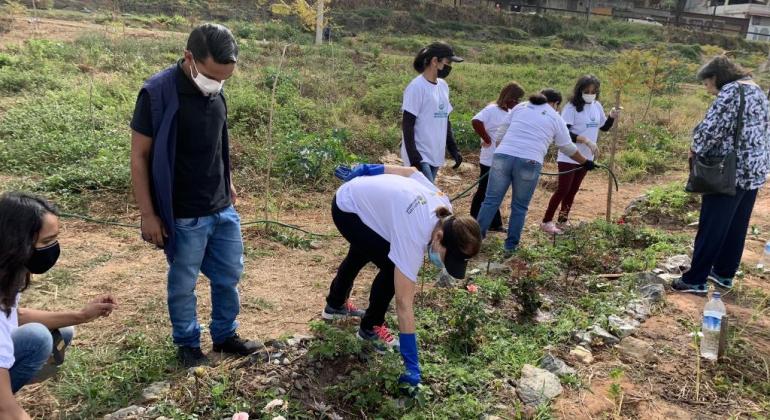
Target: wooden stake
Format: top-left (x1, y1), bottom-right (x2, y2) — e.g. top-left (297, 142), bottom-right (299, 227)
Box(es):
top-left (263, 45), bottom-right (290, 233)
top-left (605, 90), bottom-right (622, 223)
top-left (718, 315), bottom-right (729, 360)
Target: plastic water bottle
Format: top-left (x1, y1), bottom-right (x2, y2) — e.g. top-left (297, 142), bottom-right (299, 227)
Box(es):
top-left (700, 292), bottom-right (726, 361)
top-left (757, 241), bottom-right (770, 272)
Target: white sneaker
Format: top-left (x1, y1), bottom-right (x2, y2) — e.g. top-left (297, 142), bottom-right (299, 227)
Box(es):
top-left (540, 222), bottom-right (564, 235)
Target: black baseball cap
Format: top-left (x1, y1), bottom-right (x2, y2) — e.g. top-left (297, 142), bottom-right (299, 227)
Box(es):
top-left (424, 42), bottom-right (464, 63)
top-left (440, 217), bottom-right (472, 279)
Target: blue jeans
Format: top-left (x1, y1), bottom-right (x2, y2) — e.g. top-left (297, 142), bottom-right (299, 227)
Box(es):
top-left (10, 323), bottom-right (74, 393)
top-left (682, 188), bottom-right (758, 285)
top-left (476, 154), bottom-right (542, 251)
top-left (419, 163), bottom-right (440, 183)
top-left (168, 205), bottom-right (244, 347)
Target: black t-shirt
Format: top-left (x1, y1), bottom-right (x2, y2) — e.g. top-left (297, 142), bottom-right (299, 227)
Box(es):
top-left (130, 61), bottom-right (231, 218)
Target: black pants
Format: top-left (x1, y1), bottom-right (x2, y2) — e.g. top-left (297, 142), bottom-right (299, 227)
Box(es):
top-left (682, 188), bottom-right (758, 285)
top-left (470, 163), bottom-right (503, 229)
top-left (326, 197), bottom-right (395, 331)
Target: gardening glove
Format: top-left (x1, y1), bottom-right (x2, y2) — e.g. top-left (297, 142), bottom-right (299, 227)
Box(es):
top-left (582, 160), bottom-right (597, 171)
top-left (398, 333), bottom-right (421, 387)
top-left (451, 152), bottom-right (463, 169)
top-left (334, 164), bottom-right (385, 182)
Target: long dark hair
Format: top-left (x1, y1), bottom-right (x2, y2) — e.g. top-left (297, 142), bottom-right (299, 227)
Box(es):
top-left (0, 192), bottom-right (58, 316)
top-left (570, 74), bottom-right (601, 112)
top-left (529, 88), bottom-right (562, 106)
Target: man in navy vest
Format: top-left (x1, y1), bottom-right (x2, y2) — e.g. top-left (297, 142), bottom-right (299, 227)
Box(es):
top-left (129, 23), bottom-right (260, 367)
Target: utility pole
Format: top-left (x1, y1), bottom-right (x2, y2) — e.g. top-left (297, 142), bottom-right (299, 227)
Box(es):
top-left (315, 0), bottom-right (324, 45)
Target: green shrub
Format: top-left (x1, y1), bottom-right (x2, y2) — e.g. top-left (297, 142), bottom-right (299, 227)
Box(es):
top-left (274, 129), bottom-right (358, 186)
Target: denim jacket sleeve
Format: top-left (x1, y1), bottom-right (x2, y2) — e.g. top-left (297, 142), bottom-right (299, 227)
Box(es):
top-left (692, 82), bottom-right (739, 157)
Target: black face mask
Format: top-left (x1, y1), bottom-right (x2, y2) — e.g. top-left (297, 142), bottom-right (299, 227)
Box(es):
top-left (437, 64), bottom-right (452, 79)
top-left (26, 242), bottom-right (60, 274)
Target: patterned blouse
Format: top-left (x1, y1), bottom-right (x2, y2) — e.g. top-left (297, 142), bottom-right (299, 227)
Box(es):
top-left (692, 79), bottom-right (770, 190)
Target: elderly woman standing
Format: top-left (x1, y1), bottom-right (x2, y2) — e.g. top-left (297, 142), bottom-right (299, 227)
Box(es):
top-left (672, 56), bottom-right (770, 294)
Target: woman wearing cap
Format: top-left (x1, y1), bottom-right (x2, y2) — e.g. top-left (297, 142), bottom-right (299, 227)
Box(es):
top-left (540, 75), bottom-right (619, 234)
top-left (401, 42), bottom-right (465, 183)
top-left (0, 192), bottom-right (117, 418)
top-left (476, 89), bottom-right (596, 255)
top-left (321, 163), bottom-right (481, 388)
top-left (469, 82), bottom-right (526, 232)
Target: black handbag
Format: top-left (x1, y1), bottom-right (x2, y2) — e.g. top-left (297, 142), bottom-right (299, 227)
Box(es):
top-left (686, 84), bottom-right (745, 196)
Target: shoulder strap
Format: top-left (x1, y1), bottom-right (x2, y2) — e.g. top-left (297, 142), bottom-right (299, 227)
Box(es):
top-left (733, 84), bottom-right (745, 151)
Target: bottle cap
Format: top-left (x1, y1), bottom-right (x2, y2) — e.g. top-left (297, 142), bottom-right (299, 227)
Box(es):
top-left (713, 291), bottom-right (721, 299)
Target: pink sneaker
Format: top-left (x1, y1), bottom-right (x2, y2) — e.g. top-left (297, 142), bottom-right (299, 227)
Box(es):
top-left (540, 222), bottom-right (564, 235)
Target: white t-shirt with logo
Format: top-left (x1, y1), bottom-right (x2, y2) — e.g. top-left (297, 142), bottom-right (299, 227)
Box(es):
top-left (0, 295), bottom-right (20, 369)
top-left (472, 104), bottom-right (510, 166)
top-left (494, 102), bottom-right (576, 165)
top-left (335, 172), bottom-right (452, 282)
top-left (558, 101), bottom-right (607, 164)
top-left (400, 75), bottom-right (453, 167)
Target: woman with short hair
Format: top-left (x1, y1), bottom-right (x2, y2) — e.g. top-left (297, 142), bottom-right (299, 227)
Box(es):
top-left (672, 56), bottom-right (770, 294)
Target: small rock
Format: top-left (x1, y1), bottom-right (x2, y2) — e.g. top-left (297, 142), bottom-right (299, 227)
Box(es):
top-left (104, 405), bottom-right (146, 419)
top-left (617, 336), bottom-right (657, 363)
top-left (590, 325), bottom-right (620, 346)
top-left (468, 268), bottom-right (481, 276)
top-left (652, 268), bottom-right (665, 274)
top-left (281, 358), bottom-right (290, 366)
top-left (539, 354), bottom-right (577, 377)
top-left (569, 345), bottom-right (594, 364)
top-left (484, 262), bottom-right (511, 275)
top-left (639, 283), bottom-right (665, 303)
top-left (607, 315), bottom-right (639, 339)
top-left (660, 254), bottom-right (691, 274)
top-left (571, 330), bottom-right (592, 346)
top-left (656, 273), bottom-right (679, 285)
top-left (265, 339), bottom-right (287, 350)
top-left (636, 272), bottom-right (667, 287)
top-left (482, 416), bottom-right (503, 420)
top-left (435, 269), bottom-right (455, 287)
top-left (309, 240), bottom-right (322, 250)
top-left (273, 417), bottom-right (287, 420)
top-left (276, 387), bottom-right (286, 395)
top-left (625, 299), bottom-right (651, 321)
top-left (250, 350), bottom-right (270, 364)
top-left (141, 381), bottom-right (170, 404)
top-left (291, 372), bottom-right (300, 379)
top-left (534, 309), bottom-right (555, 324)
top-left (515, 364), bottom-right (563, 406)
top-left (263, 399), bottom-right (284, 412)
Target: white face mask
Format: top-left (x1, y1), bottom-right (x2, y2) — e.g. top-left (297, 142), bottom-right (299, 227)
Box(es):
top-left (582, 93), bottom-right (596, 104)
top-left (191, 59), bottom-right (224, 96)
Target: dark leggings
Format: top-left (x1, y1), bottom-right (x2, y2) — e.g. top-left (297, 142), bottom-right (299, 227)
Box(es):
top-left (326, 197), bottom-right (395, 331)
top-left (470, 164), bottom-right (503, 229)
top-left (543, 162), bottom-right (587, 223)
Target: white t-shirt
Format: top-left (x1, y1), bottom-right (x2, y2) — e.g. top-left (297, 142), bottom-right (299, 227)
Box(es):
top-left (0, 295), bottom-right (20, 369)
top-left (472, 104), bottom-right (510, 166)
top-left (335, 172), bottom-right (452, 282)
top-left (494, 102), bottom-right (577, 164)
top-left (558, 101), bottom-right (607, 164)
top-left (400, 75), bottom-right (453, 167)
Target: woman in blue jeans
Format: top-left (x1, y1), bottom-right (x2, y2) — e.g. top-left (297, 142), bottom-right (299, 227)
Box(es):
top-left (0, 192), bottom-right (117, 417)
top-left (671, 56), bottom-right (770, 294)
top-left (476, 89), bottom-right (597, 254)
